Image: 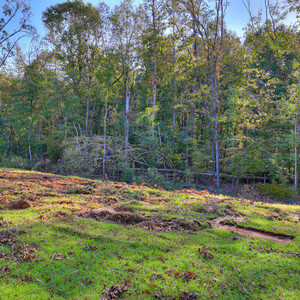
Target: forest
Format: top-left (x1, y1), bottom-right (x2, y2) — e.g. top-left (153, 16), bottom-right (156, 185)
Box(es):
top-left (0, 2), bottom-right (300, 299)
top-left (0, 0), bottom-right (300, 199)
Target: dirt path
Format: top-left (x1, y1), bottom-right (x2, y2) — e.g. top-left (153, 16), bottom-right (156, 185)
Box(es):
top-left (212, 216), bottom-right (295, 243)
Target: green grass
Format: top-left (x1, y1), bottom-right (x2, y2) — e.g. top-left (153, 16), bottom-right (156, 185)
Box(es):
top-left (0, 168), bottom-right (299, 299)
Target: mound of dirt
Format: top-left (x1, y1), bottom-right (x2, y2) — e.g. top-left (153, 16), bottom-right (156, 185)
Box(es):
top-left (174, 189), bottom-right (210, 197)
top-left (77, 205), bottom-right (199, 231)
top-left (0, 199), bottom-right (31, 210)
top-left (77, 206), bottom-right (146, 225)
top-left (135, 217), bottom-right (199, 232)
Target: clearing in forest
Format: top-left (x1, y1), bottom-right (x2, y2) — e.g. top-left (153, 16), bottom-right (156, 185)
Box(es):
top-left (0, 168), bottom-right (299, 299)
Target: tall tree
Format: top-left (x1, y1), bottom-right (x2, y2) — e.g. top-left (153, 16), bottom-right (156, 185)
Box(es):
top-left (43, 0), bottom-right (105, 134)
top-left (143, 0), bottom-right (166, 138)
top-left (182, 0), bottom-right (228, 187)
top-left (0, 0), bottom-right (34, 67)
top-left (111, 0), bottom-right (143, 160)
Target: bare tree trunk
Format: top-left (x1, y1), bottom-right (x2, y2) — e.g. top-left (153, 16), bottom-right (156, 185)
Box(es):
top-left (1, 115), bottom-right (10, 153)
top-left (28, 116), bottom-right (33, 167)
top-left (172, 108), bottom-right (176, 155)
top-left (93, 102), bottom-right (102, 135)
top-left (151, 0), bottom-right (157, 138)
top-left (186, 111), bottom-right (189, 168)
top-left (125, 84), bottom-right (130, 158)
top-left (86, 77), bottom-right (91, 134)
top-left (73, 122), bottom-right (81, 155)
top-left (295, 125), bottom-right (297, 197)
top-left (172, 20), bottom-right (176, 156)
top-left (88, 101), bottom-right (96, 132)
top-left (103, 89), bottom-right (108, 178)
top-left (264, 140), bottom-right (267, 184)
top-left (36, 114), bottom-right (41, 141)
top-left (295, 90), bottom-right (299, 199)
top-left (201, 91), bottom-right (216, 177)
top-left (190, 24), bottom-right (198, 141)
top-left (210, 67), bottom-right (220, 188)
top-left (64, 117), bottom-right (67, 142)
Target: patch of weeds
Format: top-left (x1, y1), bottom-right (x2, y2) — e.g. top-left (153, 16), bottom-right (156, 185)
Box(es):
top-left (0, 217), bottom-right (12, 227)
top-left (221, 218), bottom-right (235, 226)
top-left (64, 186), bottom-right (94, 194)
top-left (256, 182), bottom-right (295, 200)
top-left (192, 205), bottom-right (206, 213)
top-left (0, 228), bottom-right (39, 262)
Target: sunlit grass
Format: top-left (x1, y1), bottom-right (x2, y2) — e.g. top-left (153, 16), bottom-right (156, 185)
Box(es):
top-left (0, 168), bottom-right (299, 299)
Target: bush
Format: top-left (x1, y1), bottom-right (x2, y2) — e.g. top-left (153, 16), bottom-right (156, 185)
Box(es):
top-left (256, 182), bottom-right (295, 200)
top-left (146, 168), bottom-right (167, 187)
top-left (0, 155), bottom-right (28, 169)
top-left (43, 137), bottom-right (64, 163)
top-left (121, 163), bottom-right (133, 183)
top-left (32, 159), bottom-right (51, 172)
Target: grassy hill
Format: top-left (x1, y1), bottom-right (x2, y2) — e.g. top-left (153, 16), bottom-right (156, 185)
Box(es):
top-left (0, 168), bottom-right (299, 299)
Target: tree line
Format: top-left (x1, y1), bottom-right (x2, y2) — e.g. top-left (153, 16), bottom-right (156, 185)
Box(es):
top-left (0, 0), bottom-right (299, 195)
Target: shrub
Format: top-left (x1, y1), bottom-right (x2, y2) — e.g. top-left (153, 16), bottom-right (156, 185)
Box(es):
top-left (0, 155), bottom-right (28, 169)
top-left (121, 163), bottom-right (133, 183)
top-left (256, 182), bottom-right (295, 200)
top-left (32, 159), bottom-right (51, 172)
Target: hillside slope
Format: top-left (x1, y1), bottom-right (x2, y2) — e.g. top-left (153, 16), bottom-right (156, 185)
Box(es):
top-left (0, 168), bottom-right (299, 299)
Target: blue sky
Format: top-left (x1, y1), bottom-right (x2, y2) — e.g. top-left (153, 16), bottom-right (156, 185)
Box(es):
top-left (29, 0), bottom-right (255, 38)
top-left (5, 0), bottom-right (298, 49)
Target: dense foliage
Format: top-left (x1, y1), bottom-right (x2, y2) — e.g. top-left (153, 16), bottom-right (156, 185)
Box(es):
top-left (0, 0), bottom-right (299, 195)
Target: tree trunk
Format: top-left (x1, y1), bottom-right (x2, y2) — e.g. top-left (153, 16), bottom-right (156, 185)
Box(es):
top-left (210, 67), bottom-right (220, 188)
top-left (73, 122), bottom-right (81, 155)
top-left (28, 116), bottom-right (33, 167)
top-left (264, 140), bottom-right (267, 184)
top-left (172, 108), bottom-right (176, 155)
top-left (86, 77), bottom-right (91, 134)
top-left (201, 91), bottom-right (216, 177)
top-left (88, 101), bottom-right (96, 133)
top-left (103, 89), bottom-right (108, 178)
top-left (172, 20), bottom-right (176, 156)
top-left (151, 0), bottom-right (157, 138)
top-left (1, 115), bottom-right (10, 153)
top-left (93, 102), bottom-right (102, 135)
top-left (64, 117), bottom-right (67, 141)
top-left (295, 93), bottom-right (299, 199)
top-left (125, 84), bottom-right (130, 158)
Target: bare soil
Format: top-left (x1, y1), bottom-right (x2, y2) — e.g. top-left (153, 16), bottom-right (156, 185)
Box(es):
top-left (212, 216), bottom-right (295, 243)
top-left (77, 205), bottom-right (199, 231)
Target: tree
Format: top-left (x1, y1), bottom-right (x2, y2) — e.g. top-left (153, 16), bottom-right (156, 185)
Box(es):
top-left (143, 0), bottom-right (166, 138)
top-left (182, 0), bottom-right (229, 187)
top-left (0, 0), bottom-right (34, 67)
top-left (110, 0), bottom-right (143, 160)
top-left (43, 0), bottom-right (105, 134)
top-left (243, 0), bottom-right (300, 196)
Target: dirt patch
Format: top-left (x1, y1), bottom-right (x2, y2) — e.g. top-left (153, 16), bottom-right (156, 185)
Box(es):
top-left (135, 217), bottom-right (199, 232)
top-left (77, 206), bottom-right (146, 225)
top-left (0, 199), bottom-right (31, 210)
top-left (77, 205), bottom-right (199, 231)
top-left (173, 189), bottom-right (210, 197)
top-left (212, 216), bottom-right (295, 243)
top-left (0, 169), bottom-right (96, 194)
